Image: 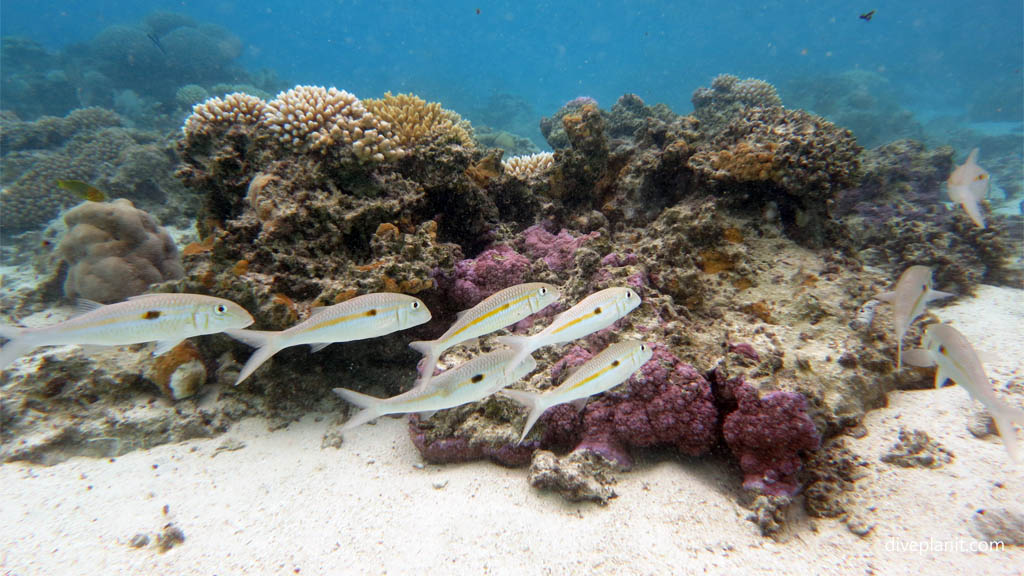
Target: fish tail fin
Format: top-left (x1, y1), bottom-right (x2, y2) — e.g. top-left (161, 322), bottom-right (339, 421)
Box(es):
top-left (501, 388), bottom-right (548, 444)
top-left (991, 404), bottom-right (1024, 465)
top-left (409, 340), bottom-right (440, 386)
top-left (0, 327), bottom-right (37, 371)
top-left (225, 330), bottom-right (281, 386)
top-left (333, 388), bottom-right (383, 432)
top-left (496, 335), bottom-right (535, 377)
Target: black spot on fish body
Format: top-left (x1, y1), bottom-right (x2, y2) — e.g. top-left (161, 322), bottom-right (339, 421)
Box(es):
top-left (366, 309), bottom-right (378, 316)
top-left (143, 310), bottom-right (161, 320)
top-left (611, 360), bottom-right (620, 367)
top-left (594, 307), bottom-right (602, 314)
top-left (471, 374), bottom-right (484, 383)
top-left (939, 345), bottom-right (946, 355)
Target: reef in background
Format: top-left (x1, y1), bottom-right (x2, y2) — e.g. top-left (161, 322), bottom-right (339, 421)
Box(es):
top-left (2, 73), bottom-right (1020, 538)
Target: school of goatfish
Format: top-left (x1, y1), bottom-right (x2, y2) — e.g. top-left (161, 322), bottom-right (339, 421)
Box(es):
top-left (0, 285), bottom-right (650, 443)
top-left (0, 263), bottom-right (1020, 458)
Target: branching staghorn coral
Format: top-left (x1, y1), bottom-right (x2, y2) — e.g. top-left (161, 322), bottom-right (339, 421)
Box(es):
top-left (363, 92), bottom-right (473, 148)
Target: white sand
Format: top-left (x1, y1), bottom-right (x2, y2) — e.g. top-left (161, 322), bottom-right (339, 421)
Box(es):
top-left (2, 287), bottom-right (1022, 575)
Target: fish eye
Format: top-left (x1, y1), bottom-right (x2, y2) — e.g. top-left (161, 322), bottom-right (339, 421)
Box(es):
top-left (216, 304), bottom-right (227, 314)
top-left (411, 302), bottom-right (420, 309)
top-left (539, 287), bottom-right (547, 295)
top-left (640, 344), bottom-right (647, 351)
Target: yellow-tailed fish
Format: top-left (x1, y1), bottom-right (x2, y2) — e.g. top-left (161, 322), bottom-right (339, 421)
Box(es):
top-left (874, 266), bottom-right (953, 370)
top-left (497, 286), bottom-right (641, 377)
top-left (904, 323), bottom-right (1024, 464)
top-left (56, 179), bottom-right (107, 202)
top-left (502, 340), bottom-right (654, 443)
top-left (225, 292), bottom-right (431, 385)
top-left (0, 293), bottom-right (254, 370)
top-left (334, 348), bottom-right (536, 432)
top-left (410, 282), bottom-right (560, 387)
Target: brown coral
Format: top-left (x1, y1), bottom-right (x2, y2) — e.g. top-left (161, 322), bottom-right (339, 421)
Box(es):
top-left (183, 92), bottom-right (267, 137)
top-left (363, 92), bottom-right (473, 149)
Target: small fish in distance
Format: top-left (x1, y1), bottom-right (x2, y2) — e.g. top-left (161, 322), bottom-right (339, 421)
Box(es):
top-left (904, 323), bottom-right (1024, 464)
top-left (860, 10), bottom-right (875, 21)
top-left (503, 340), bottom-right (655, 443)
top-left (946, 148), bottom-right (990, 228)
top-left (225, 292), bottom-right (431, 385)
top-left (497, 286), bottom-right (642, 377)
top-left (334, 348), bottom-right (536, 432)
top-left (410, 282), bottom-right (560, 388)
top-left (874, 266), bottom-right (953, 370)
top-left (57, 179), bottom-right (107, 202)
top-left (0, 293), bottom-right (254, 370)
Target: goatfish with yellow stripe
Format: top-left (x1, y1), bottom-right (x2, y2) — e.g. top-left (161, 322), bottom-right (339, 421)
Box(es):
top-left (874, 265), bottom-right (953, 371)
top-left (904, 323), bottom-right (1024, 464)
top-left (0, 293), bottom-right (254, 370)
top-left (225, 292), bottom-right (431, 385)
top-left (497, 286), bottom-right (641, 377)
top-left (502, 340), bottom-right (654, 443)
top-left (334, 348), bottom-right (536, 432)
top-left (410, 282), bottom-right (560, 388)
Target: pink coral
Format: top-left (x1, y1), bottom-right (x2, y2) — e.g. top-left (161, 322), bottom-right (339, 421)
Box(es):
top-left (722, 384), bottom-right (821, 496)
top-left (448, 245), bottom-right (531, 309)
top-left (521, 225), bottom-right (599, 272)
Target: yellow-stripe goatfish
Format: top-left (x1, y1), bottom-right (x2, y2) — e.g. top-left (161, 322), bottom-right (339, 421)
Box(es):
top-left (334, 347), bottom-right (536, 432)
top-left (502, 340), bottom-right (654, 443)
top-left (0, 293), bottom-right (254, 370)
top-left (409, 282), bottom-right (560, 388)
top-left (225, 292), bottom-right (431, 385)
top-left (497, 286), bottom-right (641, 377)
top-left (874, 265), bottom-right (953, 371)
top-left (905, 323), bottom-right (1024, 464)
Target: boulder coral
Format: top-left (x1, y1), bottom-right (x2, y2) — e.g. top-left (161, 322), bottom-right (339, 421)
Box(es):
top-left (58, 199), bottom-right (184, 302)
top-left (692, 74), bottom-right (783, 137)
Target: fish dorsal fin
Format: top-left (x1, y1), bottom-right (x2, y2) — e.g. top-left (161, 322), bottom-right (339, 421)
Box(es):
top-left (74, 299), bottom-right (105, 315)
top-left (966, 148), bottom-right (979, 165)
top-left (310, 306), bottom-right (329, 316)
top-left (455, 309), bottom-right (469, 320)
top-left (309, 342), bottom-right (331, 353)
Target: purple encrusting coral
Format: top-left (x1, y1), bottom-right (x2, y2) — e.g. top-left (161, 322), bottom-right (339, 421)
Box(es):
top-left (408, 415), bottom-right (537, 467)
top-left (521, 225), bottom-right (599, 272)
top-left (721, 381), bottom-right (821, 497)
top-left (443, 244), bottom-right (532, 309)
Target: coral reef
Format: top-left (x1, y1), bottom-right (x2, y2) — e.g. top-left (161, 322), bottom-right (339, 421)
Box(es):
top-left (692, 74), bottom-right (782, 137)
top-left (59, 199), bottom-right (184, 302)
top-left (363, 92), bottom-right (474, 149)
top-left (836, 140), bottom-right (1017, 294)
top-left (183, 92), bottom-right (267, 137)
top-left (502, 152), bottom-right (554, 181)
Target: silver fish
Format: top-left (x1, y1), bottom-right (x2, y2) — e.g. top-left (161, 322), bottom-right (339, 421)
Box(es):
top-left (0, 293), bottom-right (254, 369)
top-left (905, 323), bottom-right (1024, 463)
top-left (410, 282), bottom-right (560, 388)
top-left (497, 286), bottom-right (641, 377)
top-left (334, 348), bottom-right (536, 432)
top-left (875, 266), bottom-right (953, 370)
top-left (226, 292), bottom-right (431, 385)
top-left (503, 340), bottom-right (654, 443)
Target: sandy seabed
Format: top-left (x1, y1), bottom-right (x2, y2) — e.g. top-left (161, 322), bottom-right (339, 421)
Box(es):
top-left (1, 286), bottom-right (1022, 575)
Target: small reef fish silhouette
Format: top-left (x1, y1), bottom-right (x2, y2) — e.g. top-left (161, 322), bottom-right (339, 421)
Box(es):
top-left (497, 287), bottom-right (642, 377)
top-left (503, 340), bottom-right (655, 443)
top-left (410, 282), bottom-right (560, 388)
top-left (225, 293), bottom-right (431, 385)
top-left (859, 10), bottom-right (876, 22)
top-left (875, 266), bottom-right (953, 371)
top-left (334, 348), bottom-right (536, 432)
top-left (905, 323), bottom-right (1024, 464)
top-left (946, 148), bottom-right (990, 228)
top-left (56, 179), bottom-right (107, 202)
top-left (0, 294), bottom-right (254, 370)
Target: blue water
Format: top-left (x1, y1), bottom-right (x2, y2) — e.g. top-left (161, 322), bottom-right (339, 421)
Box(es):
top-left (3, 0), bottom-right (1022, 125)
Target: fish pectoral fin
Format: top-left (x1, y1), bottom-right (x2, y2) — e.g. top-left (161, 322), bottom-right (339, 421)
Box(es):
top-left (874, 291), bottom-right (895, 303)
top-left (310, 306), bottom-right (329, 316)
top-left (153, 339), bottom-right (185, 356)
top-left (309, 342), bottom-right (332, 353)
top-left (934, 367), bottom-right (953, 388)
top-left (419, 410), bottom-right (437, 420)
top-left (902, 349), bottom-right (935, 368)
top-left (570, 398), bottom-right (589, 412)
